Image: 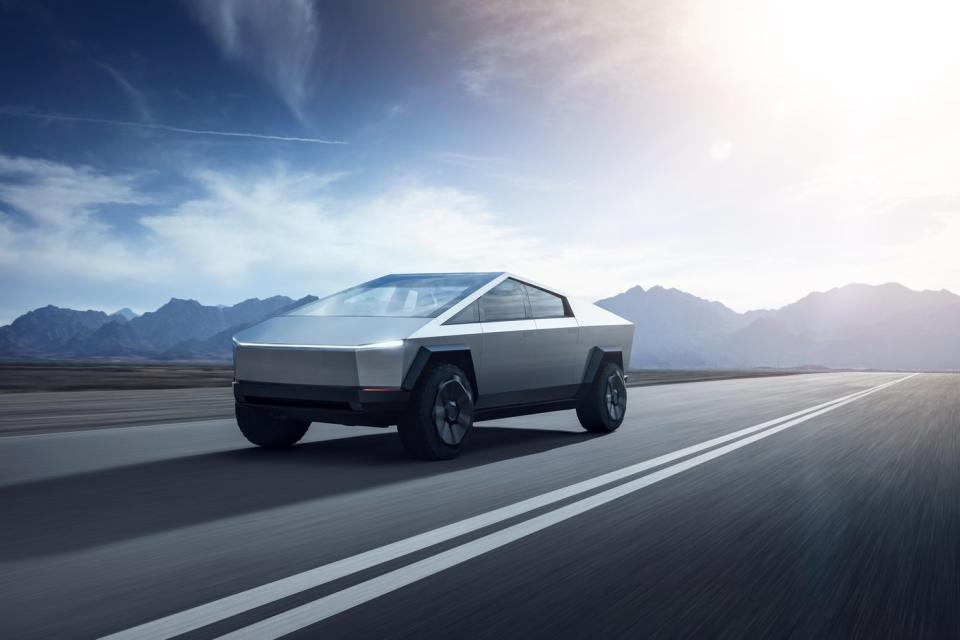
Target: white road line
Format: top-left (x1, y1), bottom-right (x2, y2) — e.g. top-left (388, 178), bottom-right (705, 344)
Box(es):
top-left (100, 374), bottom-right (915, 640)
top-left (217, 374), bottom-right (915, 639)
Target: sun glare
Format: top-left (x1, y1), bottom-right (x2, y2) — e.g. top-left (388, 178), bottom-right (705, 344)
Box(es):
top-left (691, 0), bottom-right (960, 114)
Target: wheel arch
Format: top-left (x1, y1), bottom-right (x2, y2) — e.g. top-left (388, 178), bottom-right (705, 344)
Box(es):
top-left (402, 344), bottom-right (479, 396)
top-left (581, 346), bottom-right (624, 385)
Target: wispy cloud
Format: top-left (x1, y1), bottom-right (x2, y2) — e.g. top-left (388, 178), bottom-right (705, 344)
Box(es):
top-left (190, 0), bottom-right (321, 122)
top-left (96, 62), bottom-right (152, 122)
top-left (457, 1), bottom-right (683, 99)
top-left (0, 154), bottom-right (149, 318)
top-left (0, 154), bottom-right (144, 229)
top-left (0, 109), bottom-right (346, 144)
top-left (134, 168), bottom-right (673, 301)
top-left (4, 147), bottom-right (957, 323)
top-left (0, 154), bottom-right (669, 320)
top-left (431, 151), bottom-right (560, 191)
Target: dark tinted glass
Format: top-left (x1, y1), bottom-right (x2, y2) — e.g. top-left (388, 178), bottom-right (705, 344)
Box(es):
top-left (446, 301), bottom-right (479, 324)
top-left (524, 285), bottom-right (566, 318)
top-left (479, 279), bottom-right (528, 321)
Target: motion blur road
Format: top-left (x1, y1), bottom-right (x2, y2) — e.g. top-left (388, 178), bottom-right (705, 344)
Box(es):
top-left (1, 372), bottom-right (957, 639)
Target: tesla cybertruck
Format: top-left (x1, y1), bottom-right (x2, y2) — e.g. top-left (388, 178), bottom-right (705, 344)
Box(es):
top-left (232, 273), bottom-right (634, 459)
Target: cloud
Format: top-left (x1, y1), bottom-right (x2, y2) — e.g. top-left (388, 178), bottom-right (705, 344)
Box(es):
top-left (96, 62), bottom-right (152, 122)
top-left (190, 0), bottom-right (321, 121)
top-left (0, 154), bottom-right (673, 321)
top-left (0, 109), bottom-right (346, 144)
top-left (134, 168), bottom-right (674, 302)
top-left (0, 154), bottom-right (144, 229)
top-left (430, 151), bottom-right (559, 191)
top-left (137, 169), bottom-right (549, 288)
top-left (0, 155), bottom-right (152, 323)
top-left (458, 1), bottom-right (685, 99)
top-left (3, 149), bottom-right (956, 324)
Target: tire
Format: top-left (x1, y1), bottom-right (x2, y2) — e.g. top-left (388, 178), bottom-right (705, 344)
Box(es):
top-left (576, 361), bottom-right (627, 433)
top-left (397, 363), bottom-right (475, 460)
top-left (235, 403), bottom-right (310, 448)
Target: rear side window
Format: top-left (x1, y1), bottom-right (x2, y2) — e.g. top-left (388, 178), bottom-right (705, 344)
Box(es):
top-left (524, 285), bottom-right (567, 318)
top-left (446, 301), bottom-right (479, 325)
top-left (479, 279), bottom-right (528, 321)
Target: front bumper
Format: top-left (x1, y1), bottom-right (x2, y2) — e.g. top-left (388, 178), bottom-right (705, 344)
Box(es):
top-left (233, 342), bottom-right (407, 388)
top-left (233, 381), bottom-right (410, 427)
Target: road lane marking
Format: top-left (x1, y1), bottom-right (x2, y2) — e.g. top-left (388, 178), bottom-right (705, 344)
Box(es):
top-left (217, 373), bottom-right (915, 639)
top-left (101, 374), bottom-right (916, 640)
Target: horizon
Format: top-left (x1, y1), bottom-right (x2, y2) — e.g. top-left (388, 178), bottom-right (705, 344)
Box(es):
top-left (1, 1), bottom-right (958, 325)
top-left (4, 278), bottom-right (957, 327)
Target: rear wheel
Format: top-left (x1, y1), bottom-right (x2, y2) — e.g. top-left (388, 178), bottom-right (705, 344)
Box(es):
top-left (235, 403), bottom-right (310, 448)
top-left (576, 361), bottom-right (627, 433)
top-left (397, 363), bottom-right (475, 460)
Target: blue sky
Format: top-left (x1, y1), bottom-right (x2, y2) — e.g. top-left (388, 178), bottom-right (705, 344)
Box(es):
top-left (1, 0), bottom-right (958, 323)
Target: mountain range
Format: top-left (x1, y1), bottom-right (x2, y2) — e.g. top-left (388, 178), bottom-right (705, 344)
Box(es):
top-left (0, 295), bottom-right (317, 362)
top-left (595, 283), bottom-right (960, 370)
top-left (1, 283), bottom-right (957, 370)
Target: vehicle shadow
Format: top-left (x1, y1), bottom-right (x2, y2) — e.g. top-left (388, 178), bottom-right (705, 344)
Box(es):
top-left (0, 425), bottom-right (600, 561)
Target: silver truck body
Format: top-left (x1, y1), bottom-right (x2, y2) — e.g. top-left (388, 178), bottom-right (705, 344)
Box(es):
top-left (233, 272), bottom-right (633, 426)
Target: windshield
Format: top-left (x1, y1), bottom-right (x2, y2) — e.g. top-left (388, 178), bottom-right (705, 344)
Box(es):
top-left (292, 273), bottom-right (500, 318)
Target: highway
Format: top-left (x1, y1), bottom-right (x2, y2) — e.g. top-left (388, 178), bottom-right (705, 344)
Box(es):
top-left (0, 372), bottom-right (957, 639)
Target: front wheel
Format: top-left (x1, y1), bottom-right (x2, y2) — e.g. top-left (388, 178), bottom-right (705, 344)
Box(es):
top-left (397, 363), bottom-right (475, 460)
top-left (236, 403), bottom-right (310, 448)
top-left (576, 361), bottom-right (627, 433)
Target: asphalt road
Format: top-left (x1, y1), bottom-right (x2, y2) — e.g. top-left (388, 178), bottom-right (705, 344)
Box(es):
top-left (0, 368), bottom-right (808, 436)
top-left (0, 372), bottom-right (956, 639)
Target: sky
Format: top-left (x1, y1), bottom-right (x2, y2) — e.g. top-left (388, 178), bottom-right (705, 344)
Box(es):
top-left (0, 0), bottom-right (958, 324)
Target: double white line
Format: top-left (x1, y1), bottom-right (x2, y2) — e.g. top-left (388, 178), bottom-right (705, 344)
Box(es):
top-left (103, 374), bottom-right (915, 640)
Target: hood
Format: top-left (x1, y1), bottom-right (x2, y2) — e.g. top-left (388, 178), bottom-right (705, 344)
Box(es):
top-left (233, 315), bottom-right (431, 347)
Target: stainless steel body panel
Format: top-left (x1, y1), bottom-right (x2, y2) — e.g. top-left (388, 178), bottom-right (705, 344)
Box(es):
top-left (567, 297), bottom-right (634, 370)
top-left (233, 344), bottom-right (410, 387)
top-left (404, 331), bottom-right (484, 384)
top-left (232, 272), bottom-right (634, 425)
top-left (235, 315), bottom-right (427, 347)
top-left (532, 317), bottom-right (581, 387)
top-left (234, 345), bottom-right (362, 386)
top-left (355, 345), bottom-right (409, 387)
top-left (477, 319), bottom-right (538, 395)
top-left (576, 323), bottom-right (633, 367)
top-left (233, 315), bottom-right (424, 387)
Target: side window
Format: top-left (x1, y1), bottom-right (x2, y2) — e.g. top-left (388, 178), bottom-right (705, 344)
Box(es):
top-left (524, 285), bottom-right (567, 318)
top-left (479, 279), bottom-right (528, 322)
top-left (445, 301), bottom-right (479, 325)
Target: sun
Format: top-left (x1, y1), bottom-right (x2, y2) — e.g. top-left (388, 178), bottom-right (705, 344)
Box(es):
top-left (688, 0), bottom-right (960, 115)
